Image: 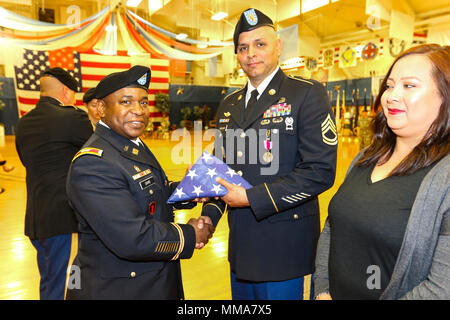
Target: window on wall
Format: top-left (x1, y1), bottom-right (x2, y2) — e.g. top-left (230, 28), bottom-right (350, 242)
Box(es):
top-left (38, 7), bottom-right (55, 23)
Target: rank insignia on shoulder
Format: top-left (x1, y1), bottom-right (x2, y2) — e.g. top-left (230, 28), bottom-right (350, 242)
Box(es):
top-left (263, 103), bottom-right (291, 118)
top-left (72, 148), bottom-right (103, 162)
top-left (321, 114), bottom-right (338, 145)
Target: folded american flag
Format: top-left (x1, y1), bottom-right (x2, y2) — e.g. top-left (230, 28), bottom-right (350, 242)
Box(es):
top-left (167, 151), bottom-right (252, 204)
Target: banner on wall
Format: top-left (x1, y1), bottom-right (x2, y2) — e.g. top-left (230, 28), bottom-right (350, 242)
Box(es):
top-left (278, 24), bottom-right (299, 64)
top-left (339, 46), bottom-right (357, 68)
top-left (321, 48), bottom-right (336, 69)
top-left (169, 59), bottom-right (187, 77)
top-left (361, 41), bottom-right (379, 60)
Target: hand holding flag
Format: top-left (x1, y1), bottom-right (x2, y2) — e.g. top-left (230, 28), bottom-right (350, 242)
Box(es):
top-left (167, 151), bottom-right (252, 204)
top-left (215, 177), bottom-right (250, 207)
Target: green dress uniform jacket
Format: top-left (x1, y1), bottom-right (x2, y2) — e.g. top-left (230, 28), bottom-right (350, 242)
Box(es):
top-left (15, 96), bottom-right (93, 240)
top-left (202, 68), bottom-right (338, 282)
top-left (66, 124), bottom-right (196, 299)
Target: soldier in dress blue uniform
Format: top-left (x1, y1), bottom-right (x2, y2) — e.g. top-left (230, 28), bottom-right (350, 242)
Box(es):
top-left (201, 8), bottom-right (338, 300)
top-left (82, 87), bottom-right (100, 127)
top-left (16, 68), bottom-right (93, 300)
top-left (66, 66), bottom-right (213, 300)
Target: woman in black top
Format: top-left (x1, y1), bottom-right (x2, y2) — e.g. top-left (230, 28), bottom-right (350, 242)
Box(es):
top-left (314, 44), bottom-right (450, 299)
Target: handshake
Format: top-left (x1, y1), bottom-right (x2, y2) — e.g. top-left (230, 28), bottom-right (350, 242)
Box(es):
top-left (187, 216), bottom-right (215, 249)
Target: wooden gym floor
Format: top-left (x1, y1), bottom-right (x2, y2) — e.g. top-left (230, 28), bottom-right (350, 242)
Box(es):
top-left (0, 133), bottom-right (359, 300)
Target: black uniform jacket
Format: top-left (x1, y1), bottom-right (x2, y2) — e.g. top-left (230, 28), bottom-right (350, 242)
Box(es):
top-left (202, 69), bottom-right (338, 282)
top-left (15, 96), bottom-right (93, 240)
top-left (65, 124), bottom-right (196, 300)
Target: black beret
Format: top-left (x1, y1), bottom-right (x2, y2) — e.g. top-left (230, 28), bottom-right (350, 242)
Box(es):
top-left (82, 87), bottom-right (97, 103)
top-left (42, 67), bottom-right (79, 92)
top-left (95, 65), bottom-right (151, 99)
top-left (233, 8), bottom-right (274, 53)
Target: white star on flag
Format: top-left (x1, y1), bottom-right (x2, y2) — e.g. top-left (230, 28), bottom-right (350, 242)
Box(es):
top-left (187, 169), bottom-right (198, 180)
top-left (226, 167), bottom-right (237, 178)
top-left (202, 152), bottom-right (213, 163)
top-left (192, 185), bottom-right (203, 197)
top-left (206, 168), bottom-right (217, 178)
top-left (174, 187), bottom-right (186, 199)
top-left (211, 184), bottom-right (223, 195)
top-left (167, 151), bottom-right (252, 204)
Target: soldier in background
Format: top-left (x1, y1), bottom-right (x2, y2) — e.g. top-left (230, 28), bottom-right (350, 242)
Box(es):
top-left (15, 67), bottom-right (93, 299)
top-left (82, 87), bottom-right (100, 127)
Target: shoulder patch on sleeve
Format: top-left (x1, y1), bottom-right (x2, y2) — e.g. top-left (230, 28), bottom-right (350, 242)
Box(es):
top-left (72, 147), bottom-right (103, 162)
top-left (287, 75), bottom-right (314, 85)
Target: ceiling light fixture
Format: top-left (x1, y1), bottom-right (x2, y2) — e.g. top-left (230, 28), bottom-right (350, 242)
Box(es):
top-left (211, 11), bottom-right (228, 21)
top-left (148, 0), bottom-right (164, 11)
top-left (126, 0), bottom-right (142, 8)
top-left (176, 33), bottom-right (188, 40)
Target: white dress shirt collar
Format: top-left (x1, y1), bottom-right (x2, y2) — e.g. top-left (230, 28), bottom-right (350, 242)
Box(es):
top-left (98, 120), bottom-right (143, 146)
top-left (246, 66), bottom-right (280, 105)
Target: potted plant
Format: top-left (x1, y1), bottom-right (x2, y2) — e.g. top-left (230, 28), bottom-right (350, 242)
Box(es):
top-left (155, 93), bottom-right (170, 117)
top-left (180, 107), bottom-right (192, 129)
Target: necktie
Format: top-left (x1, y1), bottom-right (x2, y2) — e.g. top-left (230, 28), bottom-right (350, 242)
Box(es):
top-left (138, 141), bottom-right (146, 152)
top-left (244, 89), bottom-right (258, 121)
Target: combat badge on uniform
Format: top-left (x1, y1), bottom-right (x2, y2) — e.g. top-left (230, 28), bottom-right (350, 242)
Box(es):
top-left (72, 148), bottom-right (103, 162)
top-left (321, 114), bottom-right (338, 145)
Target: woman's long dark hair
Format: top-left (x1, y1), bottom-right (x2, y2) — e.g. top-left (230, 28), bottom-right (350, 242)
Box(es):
top-left (356, 44), bottom-right (450, 175)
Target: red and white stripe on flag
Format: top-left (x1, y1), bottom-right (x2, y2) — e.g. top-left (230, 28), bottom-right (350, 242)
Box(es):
top-left (15, 49), bottom-right (169, 122)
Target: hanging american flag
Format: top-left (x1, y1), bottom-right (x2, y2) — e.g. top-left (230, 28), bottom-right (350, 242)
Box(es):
top-left (14, 48), bottom-right (169, 120)
top-left (167, 151), bottom-right (252, 204)
top-left (14, 48), bottom-right (82, 115)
